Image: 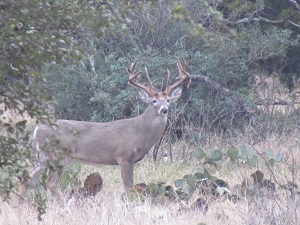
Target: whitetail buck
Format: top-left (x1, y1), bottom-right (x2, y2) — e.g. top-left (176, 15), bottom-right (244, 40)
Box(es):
top-left (19, 60), bottom-right (190, 201)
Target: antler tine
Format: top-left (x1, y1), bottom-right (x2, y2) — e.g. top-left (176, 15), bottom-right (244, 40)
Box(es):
top-left (127, 62), bottom-right (156, 96)
top-left (164, 59), bottom-right (191, 94)
top-left (177, 59), bottom-right (191, 88)
top-left (144, 67), bottom-right (155, 92)
top-left (166, 68), bottom-right (171, 85)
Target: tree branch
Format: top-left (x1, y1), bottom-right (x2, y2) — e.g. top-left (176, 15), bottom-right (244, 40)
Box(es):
top-left (288, 19), bottom-right (300, 27)
top-left (255, 100), bottom-right (300, 106)
top-left (287, 0), bottom-right (300, 13)
top-left (224, 17), bottom-right (284, 25)
top-left (224, 16), bottom-right (300, 28)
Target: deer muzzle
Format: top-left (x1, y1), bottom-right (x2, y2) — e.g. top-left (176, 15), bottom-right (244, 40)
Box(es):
top-left (160, 106), bottom-right (169, 115)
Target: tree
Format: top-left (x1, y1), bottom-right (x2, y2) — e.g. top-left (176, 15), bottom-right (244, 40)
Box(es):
top-left (0, 0), bottom-right (116, 217)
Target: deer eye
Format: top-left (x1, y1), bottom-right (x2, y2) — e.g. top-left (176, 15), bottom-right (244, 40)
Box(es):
top-left (152, 99), bottom-right (157, 104)
top-left (167, 99), bottom-right (170, 103)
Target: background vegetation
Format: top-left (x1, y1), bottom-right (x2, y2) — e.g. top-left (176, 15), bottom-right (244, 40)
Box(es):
top-left (1, 0), bottom-right (300, 222)
top-left (45, 0), bottom-right (300, 136)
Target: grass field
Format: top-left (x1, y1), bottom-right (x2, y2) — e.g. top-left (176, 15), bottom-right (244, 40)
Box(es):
top-left (1, 137), bottom-right (300, 225)
top-left (0, 104), bottom-right (299, 224)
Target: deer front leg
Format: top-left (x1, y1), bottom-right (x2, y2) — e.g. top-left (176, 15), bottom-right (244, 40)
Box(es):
top-left (18, 162), bottom-right (46, 205)
top-left (46, 157), bottom-right (71, 203)
top-left (119, 161), bottom-right (134, 197)
top-left (46, 167), bottom-right (65, 201)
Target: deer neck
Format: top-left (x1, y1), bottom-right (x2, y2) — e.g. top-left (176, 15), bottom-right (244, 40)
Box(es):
top-left (138, 105), bottom-right (168, 136)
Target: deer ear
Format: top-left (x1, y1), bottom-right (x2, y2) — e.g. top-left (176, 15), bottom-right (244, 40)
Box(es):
top-left (139, 89), bottom-right (153, 103)
top-left (169, 87), bottom-right (182, 102)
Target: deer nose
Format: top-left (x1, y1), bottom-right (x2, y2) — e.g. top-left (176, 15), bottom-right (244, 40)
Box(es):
top-left (160, 106), bottom-right (169, 115)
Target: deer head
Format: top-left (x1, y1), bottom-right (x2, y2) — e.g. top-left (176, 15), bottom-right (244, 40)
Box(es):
top-left (127, 59), bottom-right (191, 117)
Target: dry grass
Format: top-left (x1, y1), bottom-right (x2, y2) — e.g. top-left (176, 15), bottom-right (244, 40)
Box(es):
top-left (1, 184), bottom-right (299, 225)
top-left (1, 150), bottom-right (300, 225)
top-left (1, 196), bottom-right (254, 225)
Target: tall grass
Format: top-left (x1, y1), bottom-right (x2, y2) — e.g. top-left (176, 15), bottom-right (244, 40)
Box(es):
top-left (1, 130), bottom-right (300, 225)
top-left (1, 142), bottom-right (300, 225)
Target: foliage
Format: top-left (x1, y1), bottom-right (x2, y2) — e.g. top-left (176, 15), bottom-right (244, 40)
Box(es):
top-left (45, 0), bottom-right (300, 137)
top-left (219, 0), bottom-right (300, 90)
top-left (0, 124), bottom-right (32, 199)
top-left (59, 163), bottom-right (82, 190)
top-left (0, 0), bottom-right (124, 217)
top-left (133, 144), bottom-right (283, 208)
top-left (194, 148), bottom-right (223, 164)
top-left (189, 143), bottom-right (289, 211)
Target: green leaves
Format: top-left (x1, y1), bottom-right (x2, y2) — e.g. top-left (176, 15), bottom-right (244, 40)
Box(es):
top-left (266, 148), bottom-right (283, 166)
top-left (0, 0), bottom-right (117, 217)
top-left (175, 173), bottom-right (198, 199)
top-left (59, 163), bottom-right (82, 189)
top-left (227, 146), bottom-right (239, 161)
top-left (194, 148), bottom-right (223, 164)
top-left (195, 145), bottom-right (283, 169)
top-left (225, 145), bottom-right (283, 168)
top-left (210, 150), bottom-right (223, 161)
top-left (175, 179), bottom-right (185, 189)
top-left (194, 148), bottom-right (206, 160)
top-left (239, 145), bottom-right (254, 160)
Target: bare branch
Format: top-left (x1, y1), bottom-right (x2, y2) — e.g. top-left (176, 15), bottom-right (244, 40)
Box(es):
top-left (225, 15), bottom-right (300, 28)
top-left (255, 100), bottom-right (300, 106)
top-left (288, 19), bottom-right (300, 27)
top-left (287, 0), bottom-right (300, 13)
top-left (224, 17), bottom-right (284, 25)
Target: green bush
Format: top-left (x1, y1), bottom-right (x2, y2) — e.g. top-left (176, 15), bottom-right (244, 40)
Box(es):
top-left (44, 0), bottom-right (300, 137)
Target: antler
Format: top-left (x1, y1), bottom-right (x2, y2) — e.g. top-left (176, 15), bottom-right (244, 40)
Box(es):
top-left (164, 59), bottom-right (191, 95)
top-left (127, 62), bottom-right (156, 96)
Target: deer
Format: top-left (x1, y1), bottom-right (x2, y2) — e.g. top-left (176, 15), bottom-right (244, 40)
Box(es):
top-left (18, 60), bottom-right (191, 202)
